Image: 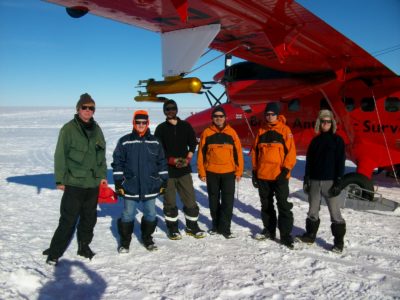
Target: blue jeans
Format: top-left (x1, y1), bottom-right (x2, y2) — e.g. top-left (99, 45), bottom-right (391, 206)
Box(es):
top-left (121, 198), bottom-right (157, 223)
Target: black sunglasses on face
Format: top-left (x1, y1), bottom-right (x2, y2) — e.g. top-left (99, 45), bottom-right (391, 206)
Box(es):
top-left (81, 105), bottom-right (95, 111)
top-left (135, 121), bottom-right (148, 125)
top-left (320, 119), bottom-right (332, 124)
top-left (265, 113), bottom-right (276, 117)
top-left (212, 114), bottom-right (225, 119)
top-left (165, 106), bottom-right (177, 112)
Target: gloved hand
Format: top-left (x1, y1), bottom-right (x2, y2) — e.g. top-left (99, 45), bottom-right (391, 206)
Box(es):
top-left (176, 156), bottom-right (191, 168)
top-left (159, 180), bottom-right (168, 195)
top-left (114, 180), bottom-right (125, 196)
top-left (252, 171), bottom-right (259, 188)
top-left (168, 157), bottom-right (179, 166)
top-left (329, 178), bottom-right (342, 197)
top-left (276, 167), bottom-right (289, 182)
top-left (303, 176), bottom-right (310, 194)
top-left (175, 157), bottom-right (186, 168)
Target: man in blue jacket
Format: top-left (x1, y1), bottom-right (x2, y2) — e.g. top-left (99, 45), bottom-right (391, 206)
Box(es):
top-left (112, 110), bottom-right (168, 252)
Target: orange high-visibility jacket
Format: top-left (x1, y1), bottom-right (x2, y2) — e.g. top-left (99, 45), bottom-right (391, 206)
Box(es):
top-left (197, 123), bottom-right (244, 178)
top-left (251, 115), bottom-right (296, 180)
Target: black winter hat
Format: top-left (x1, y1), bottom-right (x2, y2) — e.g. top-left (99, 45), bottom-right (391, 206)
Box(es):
top-left (211, 106), bottom-right (226, 118)
top-left (163, 99), bottom-right (178, 114)
top-left (264, 102), bottom-right (280, 115)
top-left (76, 93), bottom-right (95, 111)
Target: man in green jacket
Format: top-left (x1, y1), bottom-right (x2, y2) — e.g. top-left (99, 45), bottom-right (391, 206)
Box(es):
top-left (43, 93), bottom-right (107, 266)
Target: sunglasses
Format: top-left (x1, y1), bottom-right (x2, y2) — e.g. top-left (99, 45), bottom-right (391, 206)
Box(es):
top-left (212, 114), bottom-right (225, 119)
top-left (135, 121), bottom-right (148, 125)
top-left (165, 106), bottom-right (177, 112)
top-left (265, 113), bottom-right (277, 117)
top-left (81, 105), bottom-right (95, 111)
top-left (320, 119), bottom-right (332, 124)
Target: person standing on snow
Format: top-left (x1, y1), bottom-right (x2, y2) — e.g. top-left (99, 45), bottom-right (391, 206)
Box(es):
top-left (252, 102), bottom-right (296, 249)
top-left (113, 110), bottom-right (168, 252)
top-left (155, 99), bottom-right (206, 240)
top-left (197, 106), bottom-right (244, 239)
top-left (296, 109), bottom-right (346, 253)
top-left (43, 93), bottom-right (107, 265)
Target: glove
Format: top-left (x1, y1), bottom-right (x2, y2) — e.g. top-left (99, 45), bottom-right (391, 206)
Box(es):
top-left (159, 181), bottom-right (168, 195)
top-left (168, 157), bottom-right (179, 166)
top-left (303, 176), bottom-right (310, 194)
top-left (252, 171), bottom-right (259, 189)
top-left (114, 180), bottom-right (125, 196)
top-left (175, 157), bottom-right (185, 168)
top-left (329, 178), bottom-right (342, 197)
top-left (175, 156), bottom-right (191, 168)
top-left (276, 167), bottom-right (289, 182)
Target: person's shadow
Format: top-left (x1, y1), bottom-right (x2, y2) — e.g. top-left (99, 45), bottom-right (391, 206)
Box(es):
top-left (38, 259), bottom-right (106, 300)
top-left (6, 170), bottom-right (115, 193)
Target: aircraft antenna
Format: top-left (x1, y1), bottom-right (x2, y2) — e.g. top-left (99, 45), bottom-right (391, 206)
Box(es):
top-left (370, 88), bottom-right (400, 185)
top-left (185, 45), bottom-right (243, 76)
top-left (240, 106), bottom-right (256, 139)
top-left (372, 43), bottom-right (400, 57)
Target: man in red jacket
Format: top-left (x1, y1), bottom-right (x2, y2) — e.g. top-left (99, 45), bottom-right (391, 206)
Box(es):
top-left (197, 106), bottom-right (244, 238)
top-left (252, 102), bottom-right (296, 249)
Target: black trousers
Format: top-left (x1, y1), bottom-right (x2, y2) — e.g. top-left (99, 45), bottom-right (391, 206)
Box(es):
top-left (258, 179), bottom-right (293, 238)
top-left (48, 185), bottom-right (98, 258)
top-left (206, 172), bottom-right (235, 235)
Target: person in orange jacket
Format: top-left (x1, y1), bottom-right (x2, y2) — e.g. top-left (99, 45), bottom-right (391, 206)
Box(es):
top-left (251, 102), bottom-right (296, 249)
top-left (197, 106), bottom-right (244, 238)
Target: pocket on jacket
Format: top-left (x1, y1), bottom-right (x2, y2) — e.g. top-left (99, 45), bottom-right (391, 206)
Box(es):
top-left (69, 168), bottom-right (88, 179)
top-left (95, 140), bottom-right (106, 164)
top-left (146, 143), bottom-right (159, 156)
top-left (257, 143), bottom-right (284, 180)
top-left (206, 144), bottom-right (233, 165)
top-left (123, 175), bottom-right (139, 195)
top-left (69, 143), bottom-right (88, 163)
top-left (148, 175), bottom-right (162, 194)
top-left (258, 143), bottom-right (283, 165)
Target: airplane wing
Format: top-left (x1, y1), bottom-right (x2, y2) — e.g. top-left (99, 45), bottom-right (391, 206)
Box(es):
top-left (45, 0), bottom-right (397, 82)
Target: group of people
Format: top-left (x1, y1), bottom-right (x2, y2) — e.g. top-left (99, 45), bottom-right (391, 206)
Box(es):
top-left (43, 93), bottom-right (347, 266)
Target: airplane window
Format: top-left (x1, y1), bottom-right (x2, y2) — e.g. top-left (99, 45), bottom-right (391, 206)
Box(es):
top-left (343, 97), bottom-right (355, 111)
top-left (361, 97), bottom-right (375, 112)
top-left (385, 97), bottom-right (400, 112)
top-left (288, 99), bottom-right (300, 111)
top-left (320, 98), bottom-right (331, 110)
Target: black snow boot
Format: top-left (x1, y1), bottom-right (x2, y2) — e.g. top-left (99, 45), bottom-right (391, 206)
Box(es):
top-left (185, 219), bottom-right (206, 239)
top-left (117, 218), bottom-right (134, 253)
top-left (296, 218), bottom-right (320, 244)
top-left (166, 220), bottom-right (182, 240)
top-left (280, 235), bottom-right (295, 250)
top-left (331, 222), bottom-right (346, 253)
top-left (141, 217), bottom-right (158, 251)
top-left (43, 248), bottom-right (59, 266)
top-left (77, 242), bottom-right (95, 259)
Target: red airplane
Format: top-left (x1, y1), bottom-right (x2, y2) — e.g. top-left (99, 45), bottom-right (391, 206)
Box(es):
top-left (45, 0), bottom-right (400, 200)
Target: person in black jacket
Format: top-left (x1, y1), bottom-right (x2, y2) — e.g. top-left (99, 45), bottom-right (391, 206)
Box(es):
top-left (112, 110), bottom-right (168, 252)
top-left (155, 99), bottom-right (206, 240)
top-left (296, 110), bottom-right (346, 253)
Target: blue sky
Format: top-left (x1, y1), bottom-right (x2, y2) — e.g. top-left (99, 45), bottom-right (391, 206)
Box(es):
top-left (0, 0), bottom-right (399, 108)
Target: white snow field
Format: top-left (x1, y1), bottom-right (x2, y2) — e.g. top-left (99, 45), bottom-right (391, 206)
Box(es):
top-left (0, 107), bottom-right (399, 300)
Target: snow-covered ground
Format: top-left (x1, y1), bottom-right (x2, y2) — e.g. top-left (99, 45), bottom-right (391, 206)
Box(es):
top-left (0, 107), bottom-right (399, 300)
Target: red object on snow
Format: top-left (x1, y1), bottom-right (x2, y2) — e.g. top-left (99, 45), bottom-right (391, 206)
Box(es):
top-left (98, 184), bottom-right (118, 204)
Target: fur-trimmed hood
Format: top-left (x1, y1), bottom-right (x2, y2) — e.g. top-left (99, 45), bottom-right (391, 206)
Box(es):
top-left (315, 109), bottom-right (337, 133)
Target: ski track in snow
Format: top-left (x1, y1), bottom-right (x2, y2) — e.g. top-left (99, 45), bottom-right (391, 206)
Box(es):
top-left (0, 107), bottom-right (399, 300)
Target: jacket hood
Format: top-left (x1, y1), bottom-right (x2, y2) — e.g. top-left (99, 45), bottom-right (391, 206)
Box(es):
top-left (264, 114), bottom-right (287, 128)
top-left (209, 123), bottom-right (229, 133)
top-left (314, 110), bottom-right (337, 133)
